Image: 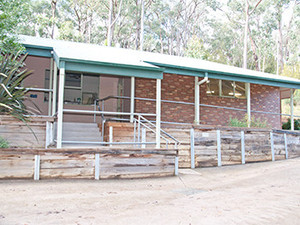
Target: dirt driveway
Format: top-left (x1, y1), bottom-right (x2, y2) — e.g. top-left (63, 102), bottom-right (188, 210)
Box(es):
top-left (1, 158), bottom-right (300, 225)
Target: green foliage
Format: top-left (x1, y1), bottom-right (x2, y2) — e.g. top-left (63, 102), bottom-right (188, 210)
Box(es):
top-left (228, 117), bottom-right (248, 127)
top-left (0, 50), bottom-right (32, 121)
top-left (0, 136), bottom-right (9, 148)
top-left (282, 119), bottom-right (300, 130)
top-left (0, 0), bottom-right (28, 53)
top-left (229, 115), bottom-right (269, 128)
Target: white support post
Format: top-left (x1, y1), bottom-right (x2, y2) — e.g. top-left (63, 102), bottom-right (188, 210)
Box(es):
top-left (290, 88), bottom-right (294, 131)
top-left (241, 131), bottom-right (245, 164)
top-left (48, 58), bottom-right (53, 116)
top-left (130, 77), bottom-right (135, 123)
top-left (217, 130), bottom-right (221, 167)
top-left (246, 83), bottom-right (251, 128)
top-left (34, 155), bottom-right (40, 180)
top-left (190, 128), bottom-right (195, 169)
top-left (45, 121), bottom-right (51, 149)
top-left (156, 79), bottom-right (161, 149)
top-left (141, 127), bottom-right (146, 149)
top-left (56, 62), bottom-right (65, 148)
top-left (284, 133), bottom-right (288, 159)
top-left (95, 153), bottom-right (100, 180)
top-left (194, 77), bottom-right (200, 125)
top-left (270, 132), bottom-right (275, 161)
top-left (174, 156), bottom-right (179, 176)
top-left (52, 61), bottom-right (58, 117)
top-left (109, 126), bottom-right (113, 147)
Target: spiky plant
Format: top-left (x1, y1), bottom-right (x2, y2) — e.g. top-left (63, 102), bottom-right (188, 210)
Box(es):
top-left (0, 50), bottom-right (32, 122)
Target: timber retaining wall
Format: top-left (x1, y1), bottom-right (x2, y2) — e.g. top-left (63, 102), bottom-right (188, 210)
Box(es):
top-left (0, 148), bottom-right (178, 180)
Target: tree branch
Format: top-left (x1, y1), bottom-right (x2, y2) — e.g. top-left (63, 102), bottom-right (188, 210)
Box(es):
top-left (249, 0), bottom-right (263, 15)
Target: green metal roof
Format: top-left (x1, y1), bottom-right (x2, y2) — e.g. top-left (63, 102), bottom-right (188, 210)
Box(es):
top-left (20, 35), bottom-right (300, 89)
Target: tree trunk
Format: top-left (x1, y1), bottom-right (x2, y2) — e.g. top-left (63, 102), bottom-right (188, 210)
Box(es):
top-left (278, 20), bottom-right (284, 74)
top-left (243, 0), bottom-right (249, 69)
top-left (51, 0), bottom-right (57, 39)
top-left (140, 0), bottom-right (144, 51)
top-left (107, 0), bottom-right (113, 46)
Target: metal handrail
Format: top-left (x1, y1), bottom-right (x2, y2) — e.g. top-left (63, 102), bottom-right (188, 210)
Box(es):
top-left (139, 115), bottom-right (180, 147)
top-left (94, 95), bottom-right (300, 118)
top-left (15, 87), bottom-right (53, 92)
top-left (133, 117), bottom-right (170, 149)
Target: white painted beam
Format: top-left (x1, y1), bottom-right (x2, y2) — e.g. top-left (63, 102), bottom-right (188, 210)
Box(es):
top-left (48, 58), bottom-right (53, 116)
top-left (284, 133), bottom-right (288, 159)
top-left (290, 88), bottom-right (294, 131)
top-left (141, 127), bottom-right (146, 149)
top-left (130, 77), bottom-right (135, 123)
top-left (241, 131), bottom-right (245, 164)
top-left (270, 132), bottom-right (275, 161)
top-left (190, 128), bottom-right (195, 168)
top-left (156, 79), bottom-right (161, 149)
top-left (52, 61), bottom-right (58, 116)
top-left (217, 130), bottom-right (221, 167)
top-left (56, 62), bottom-right (65, 148)
top-left (109, 126), bottom-right (113, 147)
top-left (175, 156), bottom-right (179, 176)
top-left (194, 77), bottom-right (200, 125)
top-left (34, 155), bottom-right (40, 180)
top-left (246, 83), bottom-right (251, 128)
top-left (95, 153), bottom-right (100, 180)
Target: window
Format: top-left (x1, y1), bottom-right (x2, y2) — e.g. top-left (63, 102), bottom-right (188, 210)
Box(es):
top-left (206, 79), bottom-right (246, 99)
top-left (44, 69), bottom-right (50, 102)
top-left (64, 73), bottom-right (99, 105)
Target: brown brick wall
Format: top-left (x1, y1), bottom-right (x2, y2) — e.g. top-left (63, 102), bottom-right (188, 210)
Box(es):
top-left (135, 73), bottom-right (281, 129)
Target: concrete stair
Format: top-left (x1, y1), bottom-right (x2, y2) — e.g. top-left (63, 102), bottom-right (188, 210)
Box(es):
top-left (61, 122), bottom-right (102, 147)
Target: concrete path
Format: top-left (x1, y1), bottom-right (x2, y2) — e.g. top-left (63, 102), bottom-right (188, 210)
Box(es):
top-left (1, 158), bottom-right (300, 224)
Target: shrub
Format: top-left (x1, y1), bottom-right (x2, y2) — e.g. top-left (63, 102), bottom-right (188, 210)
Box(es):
top-left (0, 136), bottom-right (9, 148)
top-left (282, 119), bottom-right (300, 130)
top-left (0, 50), bottom-right (32, 121)
top-left (229, 115), bottom-right (269, 128)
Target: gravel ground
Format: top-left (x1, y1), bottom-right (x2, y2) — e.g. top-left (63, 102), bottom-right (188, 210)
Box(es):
top-left (1, 158), bottom-right (300, 225)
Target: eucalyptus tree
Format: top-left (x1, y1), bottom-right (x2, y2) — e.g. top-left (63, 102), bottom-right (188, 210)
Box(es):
top-left (0, 0), bottom-right (28, 53)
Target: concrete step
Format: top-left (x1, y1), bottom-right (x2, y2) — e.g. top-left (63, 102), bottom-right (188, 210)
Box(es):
top-left (62, 122), bottom-right (102, 143)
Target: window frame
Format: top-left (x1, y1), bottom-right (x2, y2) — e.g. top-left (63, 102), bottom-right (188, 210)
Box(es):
top-left (207, 79), bottom-right (246, 99)
top-left (64, 73), bottom-right (99, 105)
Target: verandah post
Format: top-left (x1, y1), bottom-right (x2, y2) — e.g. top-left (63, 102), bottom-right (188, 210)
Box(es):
top-left (246, 83), bottom-right (251, 127)
top-left (156, 79), bottom-right (161, 149)
top-left (48, 58), bottom-right (53, 116)
top-left (290, 88), bottom-right (294, 131)
top-left (56, 61), bottom-right (65, 148)
top-left (52, 61), bottom-right (58, 116)
top-left (194, 77), bottom-right (200, 125)
top-left (130, 77), bottom-right (135, 123)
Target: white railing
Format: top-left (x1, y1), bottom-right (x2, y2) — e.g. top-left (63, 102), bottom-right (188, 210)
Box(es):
top-left (62, 109), bottom-right (180, 149)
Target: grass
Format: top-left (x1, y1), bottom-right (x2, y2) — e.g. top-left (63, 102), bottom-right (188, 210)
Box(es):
top-left (229, 115), bottom-right (269, 128)
top-left (0, 136), bottom-right (9, 148)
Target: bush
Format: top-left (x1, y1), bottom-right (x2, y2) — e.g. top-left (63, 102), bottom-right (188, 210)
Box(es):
top-left (229, 115), bottom-right (269, 128)
top-left (0, 50), bottom-right (32, 121)
top-left (0, 136), bottom-right (9, 148)
top-left (282, 119), bottom-right (300, 130)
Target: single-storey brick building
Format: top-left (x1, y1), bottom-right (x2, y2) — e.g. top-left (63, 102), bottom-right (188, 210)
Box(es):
top-left (20, 35), bottom-right (300, 149)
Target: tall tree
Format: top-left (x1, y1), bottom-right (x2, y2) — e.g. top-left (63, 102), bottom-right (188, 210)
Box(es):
top-left (243, 0), bottom-right (262, 69)
top-left (0, 0), bottom-right (28, 53)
